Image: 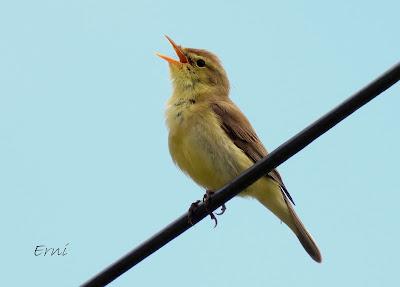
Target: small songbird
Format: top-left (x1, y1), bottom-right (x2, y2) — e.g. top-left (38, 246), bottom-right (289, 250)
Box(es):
top-left (157, 36), bottom-right (322, 263)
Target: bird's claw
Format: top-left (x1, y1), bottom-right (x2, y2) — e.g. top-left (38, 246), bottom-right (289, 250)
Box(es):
top-left (215, 204), bottom-right (226, 215)
top-left (188, 200), bottom-right (201, 225)
top-left (209, 212), bottom-right (218, 228)
top-left (188, 190), bottom-right (227, 227)
top-left (203, 190), bottom-right (227, 227)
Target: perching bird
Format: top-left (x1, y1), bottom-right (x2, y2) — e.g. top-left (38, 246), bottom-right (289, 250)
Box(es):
top-left (157, 36), bottom-right (322, 263)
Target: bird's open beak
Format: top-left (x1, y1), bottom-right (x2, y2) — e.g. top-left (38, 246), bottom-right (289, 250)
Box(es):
top-left (156, 35), bottom-right (188, 64)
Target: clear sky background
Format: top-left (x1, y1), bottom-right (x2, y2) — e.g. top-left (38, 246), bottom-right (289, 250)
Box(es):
top-left (1, 1), bottom-right (399, 286)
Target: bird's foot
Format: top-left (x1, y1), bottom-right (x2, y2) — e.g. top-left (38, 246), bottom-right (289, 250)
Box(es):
top-left (187, 200), bottom-right (201, 226)
top-left (203, 190), bottom-right (227, 228)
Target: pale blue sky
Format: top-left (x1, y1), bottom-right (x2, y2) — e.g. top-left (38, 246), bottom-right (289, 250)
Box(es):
top-left (1, 1), bottom-right (399, 286)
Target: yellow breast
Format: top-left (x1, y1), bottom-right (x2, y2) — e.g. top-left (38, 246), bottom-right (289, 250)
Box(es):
top-left (165, 99), bottom-right (253, 191)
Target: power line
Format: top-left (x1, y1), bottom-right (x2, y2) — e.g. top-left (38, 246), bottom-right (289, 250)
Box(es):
top-left (81, 62), bottom-right (400, 287)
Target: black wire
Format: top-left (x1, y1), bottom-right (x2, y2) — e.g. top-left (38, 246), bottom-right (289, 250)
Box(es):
top-left (81, 62), bottom-right (400, 287)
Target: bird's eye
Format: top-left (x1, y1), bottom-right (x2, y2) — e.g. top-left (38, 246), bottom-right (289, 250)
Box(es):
top-left (196, 59), bottom-right (206, 67)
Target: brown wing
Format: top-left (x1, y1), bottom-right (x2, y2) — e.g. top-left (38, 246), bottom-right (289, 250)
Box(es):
top-left (211, 100), bottom-right (295, 204)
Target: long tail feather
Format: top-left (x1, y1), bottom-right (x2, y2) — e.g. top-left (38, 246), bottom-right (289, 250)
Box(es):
top-left (253, 180), bottom-right (322, 263)
top-left (283, 196), bottom-right (322, 263)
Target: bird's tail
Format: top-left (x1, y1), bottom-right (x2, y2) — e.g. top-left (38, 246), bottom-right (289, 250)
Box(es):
top-left (253, 181), bottom-right (322, 263)
top-left (283, 196), bottom-right (322, 263)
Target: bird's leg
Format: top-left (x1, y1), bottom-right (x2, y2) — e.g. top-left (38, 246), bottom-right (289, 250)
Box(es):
top-left (187, 200), bottom-right (201, 226)
top-left (202, 190), bottom-right (227, 227)
top-left (203, 190), bottom-right (227, 215)
top-left (203, 190), bottom-right (217, 227)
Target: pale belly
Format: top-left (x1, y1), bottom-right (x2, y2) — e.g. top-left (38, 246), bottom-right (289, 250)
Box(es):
top-left (167, 106), bottom-right (254, 192)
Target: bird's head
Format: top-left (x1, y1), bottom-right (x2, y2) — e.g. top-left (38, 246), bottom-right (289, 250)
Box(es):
top-left (157, 36), bottom-right (230, 98)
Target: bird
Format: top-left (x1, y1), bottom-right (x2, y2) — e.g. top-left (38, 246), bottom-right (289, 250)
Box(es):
top-left (157, 35), bottom-right (322, 263)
